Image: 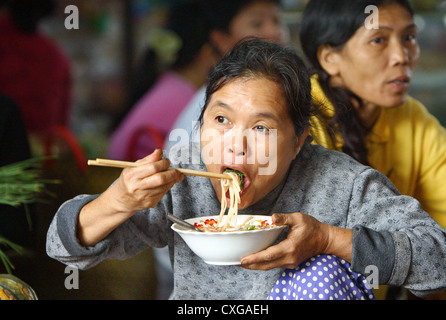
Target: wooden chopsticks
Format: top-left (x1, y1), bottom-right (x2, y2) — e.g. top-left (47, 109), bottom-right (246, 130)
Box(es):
top-left (87, 158), bottom-right (233, 180)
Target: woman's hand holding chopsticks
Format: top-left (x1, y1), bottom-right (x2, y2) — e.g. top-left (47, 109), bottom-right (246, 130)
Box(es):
top-left (112, 148), bottom-right (184, 213)
top-left (77, 148), bottom-right (184, 247)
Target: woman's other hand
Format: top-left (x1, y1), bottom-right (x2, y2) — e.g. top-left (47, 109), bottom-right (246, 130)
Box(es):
top-left (240, 212), bottom-right (352, 271)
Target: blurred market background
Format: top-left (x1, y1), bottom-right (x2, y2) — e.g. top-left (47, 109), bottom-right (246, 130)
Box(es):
top-left (27, 0), bottom-right (446, 157)
top-left (0, 0), bottom-right (445, 299)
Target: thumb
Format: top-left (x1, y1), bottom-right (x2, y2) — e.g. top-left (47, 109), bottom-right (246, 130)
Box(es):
top-left (272, 213), bottom-right (303, 227)
top-left (272, 213), bottom-right (288, 226)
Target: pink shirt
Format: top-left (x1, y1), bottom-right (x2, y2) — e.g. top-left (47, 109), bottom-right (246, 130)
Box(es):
top-left (108, 72), bottom-right (196, 160)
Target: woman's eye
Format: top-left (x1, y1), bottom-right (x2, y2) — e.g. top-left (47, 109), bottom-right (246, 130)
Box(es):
top-left (249, 19), bottom-right (263, 29)
top-left (371, 37), bottom-right (384, 44)
top-left (216, 116), bottom-right (229, 124)
top-left (254, 125), bottom-right (269, 133)
top-left (405, 33), bottom-right (417, 42)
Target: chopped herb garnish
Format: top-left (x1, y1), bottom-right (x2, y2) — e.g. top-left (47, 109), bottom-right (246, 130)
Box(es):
top-left (223, 168), bottom-right (245, 189)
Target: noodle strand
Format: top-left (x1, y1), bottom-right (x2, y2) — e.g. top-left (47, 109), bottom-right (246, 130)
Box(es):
top-left (218, 172), bottom-right (241, 230)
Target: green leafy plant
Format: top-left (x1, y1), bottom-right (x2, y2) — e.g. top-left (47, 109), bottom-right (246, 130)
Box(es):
top-left (0, 157), bottom-right (60, 273)
top-left (0, 235), bottom-right (25, 274)
top-left (223, 168), bottom-right (245, 189)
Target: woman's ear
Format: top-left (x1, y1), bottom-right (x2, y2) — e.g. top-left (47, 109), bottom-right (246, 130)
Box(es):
top-left (317, 45), bottom-right (341, 77)
top-left (292, 127), bottom-right (310, 159)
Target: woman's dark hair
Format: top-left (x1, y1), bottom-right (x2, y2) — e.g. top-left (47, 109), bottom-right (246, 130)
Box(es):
top-left (300, 0), bottom-right (414, 165)
top-left (115, 0), bottom-right (211, 128)
top-left (199, 37), bottom-right (317, 137)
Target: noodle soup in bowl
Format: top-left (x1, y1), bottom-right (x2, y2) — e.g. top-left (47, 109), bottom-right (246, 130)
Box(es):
top-left (171, 214), bottom-right (286, 265)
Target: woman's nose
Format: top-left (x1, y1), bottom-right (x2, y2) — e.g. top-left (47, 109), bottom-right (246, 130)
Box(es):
top-left (224, 130), bottom-right (249, 162)
top-left (228, 135), bottom-right (247, 156)
top-left (390, 40), bottom-right (410, 66)
top-left (229, 146), bottom-right (246, 156)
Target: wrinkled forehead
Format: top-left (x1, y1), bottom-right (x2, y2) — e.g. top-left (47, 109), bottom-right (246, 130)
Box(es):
top-left (356, 2), bottom-right (415, 34)
top-left (206, 76), bottom-right (288, 118)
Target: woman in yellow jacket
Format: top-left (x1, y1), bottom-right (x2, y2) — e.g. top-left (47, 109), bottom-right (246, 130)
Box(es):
top-left (300, 0), bottom-right (446, 229)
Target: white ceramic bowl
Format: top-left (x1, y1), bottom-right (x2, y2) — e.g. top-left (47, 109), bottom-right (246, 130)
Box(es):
top-left (171, 215), bottom-right (286, 265)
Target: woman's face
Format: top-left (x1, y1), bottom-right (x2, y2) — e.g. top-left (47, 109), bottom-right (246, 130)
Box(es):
top-left (230, 1), bottom-right (284, 43)
top-left (200, 77), bottom-right (307, 209)
top-left (328, 3), bottom-right (420, 108)
top-left (214, 1), bottom-right (286, 54)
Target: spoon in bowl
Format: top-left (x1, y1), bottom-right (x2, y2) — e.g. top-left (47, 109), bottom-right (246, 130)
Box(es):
top-left (167, 214), bottom-right (203, 232)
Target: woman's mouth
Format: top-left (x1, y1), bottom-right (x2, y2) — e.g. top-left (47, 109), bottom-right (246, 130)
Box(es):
top-left (221, 166), bottom-right (251, 196)
top-left (388, 76), bottom-right (410, 91)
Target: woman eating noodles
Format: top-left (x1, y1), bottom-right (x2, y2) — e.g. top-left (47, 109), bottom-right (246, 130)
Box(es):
top-left (46, 38), bottom-right (446, 300)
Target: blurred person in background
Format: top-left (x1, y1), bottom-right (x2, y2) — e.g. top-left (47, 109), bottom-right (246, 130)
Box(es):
top-left (301, 0), bottom-right (446, 228)
top-left (299, 0), bottom-right (446, 299)
top-left (107, 0), bottom-right (216, 161)
top-left (165, 0), bottom-right (287, 152)
top-left (0, 0), bottom-right (72, 144)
